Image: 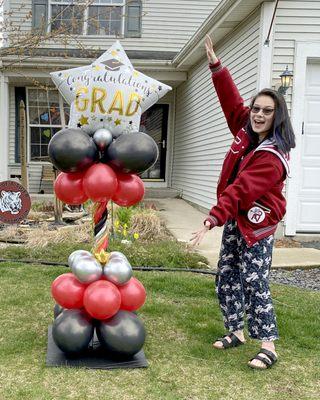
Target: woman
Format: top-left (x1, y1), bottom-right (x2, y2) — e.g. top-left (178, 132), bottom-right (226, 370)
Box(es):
top-left (190, 35), bottom-right (295, 370)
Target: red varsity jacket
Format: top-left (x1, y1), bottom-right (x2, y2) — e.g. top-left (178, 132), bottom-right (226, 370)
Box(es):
top-left (205, 61), bottom-right (290, 247)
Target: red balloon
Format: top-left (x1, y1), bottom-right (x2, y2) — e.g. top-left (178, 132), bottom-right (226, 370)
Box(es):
top-left (118, 277), bottom-right (146, 311)
top-left (112, 173), bottom-right (145, 207)
top-left (83, 280), bottom-right (121, 320)
top-left (83, 163), bottom-right (118, 202)
top-left (51, 273), bottom-right (86, 309)
top-left (54, 172), bottom-right (88, 205)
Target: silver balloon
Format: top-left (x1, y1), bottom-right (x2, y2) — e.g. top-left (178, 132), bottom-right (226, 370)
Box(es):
top-left (109, 251), bottom-right (128, 262)
top-left (93, 128), bottom-right (113, 151)
top-left (68, 250), bottom-right (92, 268)
top-left (72, 256), bottom-right (103, 283)
top-left (104, 258), bottom-right (132, 286)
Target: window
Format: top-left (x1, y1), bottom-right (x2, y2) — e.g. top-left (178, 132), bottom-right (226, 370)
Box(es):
top-left (88, 3), bottom-right (123, 36)
top-left (51, 1), bottom-right (84, 35)
top-left (33, 0), bottom-right (48, 33)
top-left (27, 88), bottom-right (70, 161)
top-left (49, 0), bottom-right (125, 36)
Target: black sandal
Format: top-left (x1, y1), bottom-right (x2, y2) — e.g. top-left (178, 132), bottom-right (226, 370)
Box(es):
top-left (248, 348), bottom-right (278, 369)
top-left (213, 332), bottom-right (245, 349)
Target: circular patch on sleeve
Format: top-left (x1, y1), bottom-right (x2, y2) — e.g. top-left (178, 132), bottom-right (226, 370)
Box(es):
top-left (0, 181), bottom-right (31, 224)
top-left (247, 206), bottom-right (266, 224)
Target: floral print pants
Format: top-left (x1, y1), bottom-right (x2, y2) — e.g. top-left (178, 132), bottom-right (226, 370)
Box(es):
top-left (215, 220), bottom-right (279, 341)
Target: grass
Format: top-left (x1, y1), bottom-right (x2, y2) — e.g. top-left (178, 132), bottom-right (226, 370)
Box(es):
top-left (0, 238), bottom-right (208, 269)
top-left (0, 262), bottom-right (319, 400)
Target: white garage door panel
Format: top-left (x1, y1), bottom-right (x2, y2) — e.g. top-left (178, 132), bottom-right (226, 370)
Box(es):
top-left (298, 201), bottom-right (320, 230)
top-left (301, 168), bottom-right (320, 190)
top-left (305, 101), bottom-right (320, 121)
top-left (306, 64), bottom-right (320, 93)
top-left (303, 132), bottom-right (320, 157)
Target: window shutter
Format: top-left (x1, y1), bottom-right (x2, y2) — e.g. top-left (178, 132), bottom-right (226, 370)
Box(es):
top-left (15, 88), bottom-right (26, 164)
top-left (125, 0), bottom-right (142, 38)
top-left (32, 0), bottom-right (48, 33)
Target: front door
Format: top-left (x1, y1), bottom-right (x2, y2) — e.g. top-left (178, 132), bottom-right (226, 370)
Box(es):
top-left (296, 61), bottom-right (320, 232)
top-left (139, 104), bottom-right (168, 180)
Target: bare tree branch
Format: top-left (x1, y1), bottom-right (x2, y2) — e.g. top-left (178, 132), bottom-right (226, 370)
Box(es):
top-left (0, 0), bottom-right (145, 90)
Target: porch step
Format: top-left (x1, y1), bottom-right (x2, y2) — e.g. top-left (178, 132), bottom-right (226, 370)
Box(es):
top-left (144, 188), bottom-right (181, 199)
top-left (31, 193), bottom-right (54, 202)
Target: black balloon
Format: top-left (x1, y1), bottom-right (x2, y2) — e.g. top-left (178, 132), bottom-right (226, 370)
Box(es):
top-left (102, 132), bottom-right (158, 174)
top-left (48, 128), bottom-right (99, 173)
top-left (96, 310), bottom-right (146, 357)
top-left (53, 303), bottom-right (64, 319)
top-left (52, 309), bottom-right (94, 354)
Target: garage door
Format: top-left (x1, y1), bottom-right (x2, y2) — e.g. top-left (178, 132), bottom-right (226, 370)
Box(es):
top-left (296, 61), bottom-right (320, 232)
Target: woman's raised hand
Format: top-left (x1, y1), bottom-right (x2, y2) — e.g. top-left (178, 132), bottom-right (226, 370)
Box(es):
top-left (205, 34), bottom-right (218, 64)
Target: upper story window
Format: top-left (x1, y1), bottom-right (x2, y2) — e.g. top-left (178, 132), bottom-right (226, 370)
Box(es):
top-left (50, 1), bottom-right (85, 35)
top-left (32, 1), bottom-right (142, 37)
top-left (88, 1), bottom-right (123, 36)
top-left (50, 0), bottom-right (124, 36)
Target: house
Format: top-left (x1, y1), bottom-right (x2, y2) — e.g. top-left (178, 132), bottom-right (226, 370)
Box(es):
top-left (0, 0), bottom-right (319, 237)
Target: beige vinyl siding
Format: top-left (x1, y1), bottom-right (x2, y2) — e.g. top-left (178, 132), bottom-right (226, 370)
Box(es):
top-left (7, 0), bottom-right (217, 53)
top-left (171, 11), bottom-right (260, 211)
top-left (5, 1), bottom-right (32, 36)
top-left (272, 0), bottom-right (320, 111)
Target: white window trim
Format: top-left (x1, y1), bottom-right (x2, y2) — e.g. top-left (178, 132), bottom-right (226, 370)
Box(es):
top-left (285, 41), bottom-right (320, 235)
top-left (26, 87), bottom-right (67, 164)
top-left (48, 0), bottom-right (125, 37)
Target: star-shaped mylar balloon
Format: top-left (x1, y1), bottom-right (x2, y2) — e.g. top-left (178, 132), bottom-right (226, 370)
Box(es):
top-left (50, 41), bottom-right (172, 137)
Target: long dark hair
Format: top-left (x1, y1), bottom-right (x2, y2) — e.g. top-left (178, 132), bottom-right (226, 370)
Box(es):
top-left (246, 88), bottom-right (295, 154)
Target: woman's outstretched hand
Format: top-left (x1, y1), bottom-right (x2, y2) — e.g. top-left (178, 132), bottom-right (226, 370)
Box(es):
top-left (189, 221), bottom-right (211, 247)
top-left (205, 34), bottom-right (218, 64)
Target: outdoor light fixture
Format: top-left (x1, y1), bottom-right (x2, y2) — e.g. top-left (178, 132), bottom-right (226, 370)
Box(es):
top-left (278, 66), bottom-right (293, 95)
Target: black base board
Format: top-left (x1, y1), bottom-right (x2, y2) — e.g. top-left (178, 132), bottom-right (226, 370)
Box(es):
top-left (46, 325), bottom-right (148, 370)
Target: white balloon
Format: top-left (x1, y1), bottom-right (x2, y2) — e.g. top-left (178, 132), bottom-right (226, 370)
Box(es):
top-left (50, 41), bottom-right (172, 136)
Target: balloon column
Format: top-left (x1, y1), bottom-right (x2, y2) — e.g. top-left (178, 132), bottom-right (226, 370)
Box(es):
top-left (48, 41), bottom-right (171, 358)
top-left (51, 251), bottom-right (146, 356)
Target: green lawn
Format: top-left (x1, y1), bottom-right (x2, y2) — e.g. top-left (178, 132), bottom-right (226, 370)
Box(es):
top-left (0, 239), bottom-right (208, 269)
top-left (0, 262), bottom-right (319, 400)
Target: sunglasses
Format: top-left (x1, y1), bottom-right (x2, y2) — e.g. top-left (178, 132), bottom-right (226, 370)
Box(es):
top-left (250, 106), bottom-right (275, 116)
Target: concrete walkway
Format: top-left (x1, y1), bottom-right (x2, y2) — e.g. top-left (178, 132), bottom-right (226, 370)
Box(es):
top-left (153, 198), bottom-right (320, 269)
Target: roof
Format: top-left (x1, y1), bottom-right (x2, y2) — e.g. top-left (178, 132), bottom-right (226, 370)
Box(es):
top-left (173, 0), bottom-right (265, 69)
